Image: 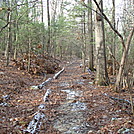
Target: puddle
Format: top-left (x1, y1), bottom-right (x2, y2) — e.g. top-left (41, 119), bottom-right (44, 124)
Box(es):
top-left (75, 79), bottom-right (85, 85)
top-left (54, 88), bottom-right (89, 133)
top-left (61, 89), bottom-right (73, 94)
top-left (61, 89), bottom-right (83, 100)
top-left (71, 101), bottom-right (86, 111)
top-left (59, 82), bottom-right (70, 87)
top-left (54, 115), bottom-right (89, 134)
top-left (76, 81), bottom-right (84, 85)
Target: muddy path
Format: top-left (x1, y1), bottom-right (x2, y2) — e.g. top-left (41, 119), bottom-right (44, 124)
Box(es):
top-left (0, 60), bottom-right (134, 134)
top-left (41, 60), bottom-right (134, 134)
top-left (49, 61), bottom-right (90, 134)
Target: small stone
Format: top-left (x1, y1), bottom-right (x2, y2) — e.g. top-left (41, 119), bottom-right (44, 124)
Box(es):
top-left (89, 82), bottom-right (93, 84)
top-left (30, 86), bottom-right (39, 90)
top-left (111, 117), bottom-right (117, 121)
top-left (102, 115), bottom-right (107, 119)
top-left (88, 130), bottom-right (94, 134)
top-left (0, 72), bottom-right (4, 75)
top-left (38, 104), bottom-right (46, 109)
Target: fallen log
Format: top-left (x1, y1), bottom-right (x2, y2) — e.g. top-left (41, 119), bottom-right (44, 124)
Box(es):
top-left (25, 112), bottom-right (45, 134)
top-left (25, 89), bottom-right (51, 134)
top-left (38, 78), bottom-right (52, 89)
top-left (43, 89), bottom-right (51, 102)
top-left (25, 67), bottom-right (64, 133)
top-left (38, 68), bottom-right (65, 89)
top-left (53, 67), bottom-right (65, 79)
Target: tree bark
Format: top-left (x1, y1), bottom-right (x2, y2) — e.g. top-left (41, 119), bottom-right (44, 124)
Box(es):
top-left (5, 10), bottom-right (12, 66)
top-left (47, 0), bottom-right (51, 54)
top-left (88, 0), bottom-right (94, 70)
top-left (82, 11), bottom-right (86, 72)
top-left (40, 0), bottom-right (46, 54)
top-left (115, 25), bottom-right (134, 91)
top-left (112, 0), bottom-right (116, 75)
top-left (94, 0), bottom-right (109, 85)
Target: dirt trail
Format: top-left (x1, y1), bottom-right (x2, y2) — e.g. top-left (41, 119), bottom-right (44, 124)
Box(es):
top-left (0, 60), bottom-right (133, 134)
top-left (51, 61), bottom-right (90, 134)
top-left (43, 60), bottom-right (134, 134)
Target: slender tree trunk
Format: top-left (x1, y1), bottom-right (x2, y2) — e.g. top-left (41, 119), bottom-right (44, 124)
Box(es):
top-left (82, 11), bottom-right (86, 72)
top-left (13, 21), bottom-right (19, 60)
top-left (41, 0), bottom-right (45, 54)
top-left (47, 0), bottom-right (51, 54)
top-left (5, 10), bottom-right (11, 66)
top-left (88, 0), bottom-right (94, 70)
top-left (115, 26), bottom-right (134, 91)
top-left (112, 0), bottom-right (116, 75)
top-left (51, 0), bottom-right (58, 57)
top-left (13, 0), bottom-right (19, 60)
top-left (101, 1), bottom-right (109, 84)
top-left (27, 37), bottom-right (31, 72)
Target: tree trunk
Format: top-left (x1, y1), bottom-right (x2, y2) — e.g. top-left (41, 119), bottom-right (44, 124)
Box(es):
top-left (51, 0), bottom-right (58, 57)
top-left (13, 0), bottom-right (19, 60)
top-left (88, 0), bottom-right (94, 70)
top-left (5, 10), bottom-right (11, 66)
top-left (47, 0), bottom-right (51, 54)
top-left (27, 37), bottom-right (31, 72)
top-left (115, 26), bottom-right (134, 91)
top-left (112, 0), bottom-right (116, 75)
top-left (82, 11), bottom-right (86, 72)
top-left (94, 0), bottom-right (109, 85)
top-left (41, 0), bottom-right (45, 54)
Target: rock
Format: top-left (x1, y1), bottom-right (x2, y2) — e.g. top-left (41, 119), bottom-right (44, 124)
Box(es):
top-left (111, 117), bottom-right (118, 121)
top-left (30, 86), bottom-right (39, 90)
top-left (0, 72), bottom-right (4, 75)
top-left (88, 130), bottom-right (94, 134)
top-left (89, 82), bottom-right (93, 84)
top-left (38, 104), bottom-right (46, 110)
top-left (71, 101), bottom-right (87, 111)
top-left (102, 115), bottom-right (108, 119)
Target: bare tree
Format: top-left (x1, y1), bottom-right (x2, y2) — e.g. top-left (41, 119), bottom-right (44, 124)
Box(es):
top-left (88, 0), bottom-right (94, 70)
top-left (47, 0), bottom-right (51, 53)
top-left (82, 0), bottom-right (134, 89)
top-left (94, 0), bottom-right (109, 85)
top-left (115, 25), bottom-right (134, 91)
top-left (5, 3), bottom-right (12, 66)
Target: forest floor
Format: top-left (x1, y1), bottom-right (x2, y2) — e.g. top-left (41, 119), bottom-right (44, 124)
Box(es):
top-left (0, 58), bottom-right (134, 134)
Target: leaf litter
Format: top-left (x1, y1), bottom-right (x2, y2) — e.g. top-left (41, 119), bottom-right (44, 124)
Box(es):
top-left (0, 58), bottom-right (134, 134)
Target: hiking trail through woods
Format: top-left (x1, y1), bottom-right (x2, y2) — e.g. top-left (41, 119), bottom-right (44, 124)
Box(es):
top-left (0, 60), bottom-right (134, 133)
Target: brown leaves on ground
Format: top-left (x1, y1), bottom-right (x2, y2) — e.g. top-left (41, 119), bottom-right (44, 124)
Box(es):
top-left (12, 53), bottom-right (61, 75)
top-left (0, 59), bottom-right (133, 133)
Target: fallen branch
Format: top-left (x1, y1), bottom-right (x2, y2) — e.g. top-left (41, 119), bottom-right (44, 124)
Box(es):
top-left (53, 67), bottom-right (65, 79)
top-left (38, 78), bottom-right (52, 89)
top-left (103, 93), bottom-right (133, 108)
top-left (25, 89), bottom-right (51, 134)
top-left (43, 89), bottom-right (51, 102)
top-left (25, 67), bottom-right (64, 133)
top-left (38, 67), bottom-right (65, 89)
top-left (25, 112), bottom-right (45, 134)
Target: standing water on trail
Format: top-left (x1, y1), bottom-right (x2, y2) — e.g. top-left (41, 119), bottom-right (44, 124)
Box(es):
top-left (53, 88), bottom-right (89, 134)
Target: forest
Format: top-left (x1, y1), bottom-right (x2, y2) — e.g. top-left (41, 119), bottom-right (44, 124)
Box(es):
top-left (0, 0), bottom-right (134, 133)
